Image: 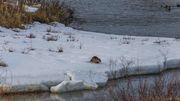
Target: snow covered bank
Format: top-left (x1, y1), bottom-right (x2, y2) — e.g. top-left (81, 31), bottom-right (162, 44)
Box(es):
top-left (107, 59), bottom-right (180, 80)
top-left (0, 22), bottom-right (180, 94)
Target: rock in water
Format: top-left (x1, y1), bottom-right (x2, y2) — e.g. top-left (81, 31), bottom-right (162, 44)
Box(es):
top-left (177, 4), bottom-right (180, 7)
top-left (90, 56), bottom-right (101, 64)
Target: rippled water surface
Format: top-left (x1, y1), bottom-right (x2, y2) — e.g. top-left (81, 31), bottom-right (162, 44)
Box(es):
top-left (61, 0), bottom-right (180, 37)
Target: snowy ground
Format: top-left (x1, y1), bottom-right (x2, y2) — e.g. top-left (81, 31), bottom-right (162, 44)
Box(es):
top-left (0, 22), bottom-right (180, 88)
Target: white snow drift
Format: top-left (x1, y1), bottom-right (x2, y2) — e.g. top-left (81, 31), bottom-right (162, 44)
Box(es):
top-left (50, 80), bottom-right (98, 93)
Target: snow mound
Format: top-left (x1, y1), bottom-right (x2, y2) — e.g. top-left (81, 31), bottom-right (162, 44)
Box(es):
top-left (50, 80), bottom-right (98, 93)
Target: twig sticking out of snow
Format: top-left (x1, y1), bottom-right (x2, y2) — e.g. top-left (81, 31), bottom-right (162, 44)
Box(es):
top-left (0, 60), bottom-right (8, 67)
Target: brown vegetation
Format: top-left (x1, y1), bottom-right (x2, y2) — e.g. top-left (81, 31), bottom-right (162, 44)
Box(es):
top-left (0, 0), bottom-right (73, 28)
top-left (96, 73), bottom-right (180, 101)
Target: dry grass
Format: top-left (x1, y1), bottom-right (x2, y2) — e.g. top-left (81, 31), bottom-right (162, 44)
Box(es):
top-left (102, 74), bottom-right (180, 101)
top-left (0, 0), bottom-right (73, 28)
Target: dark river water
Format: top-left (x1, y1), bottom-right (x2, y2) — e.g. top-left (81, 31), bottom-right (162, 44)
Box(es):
top-left (60, 0), bottom-right (180, 37)
top-left (1, 69), bottom-right (179, 101)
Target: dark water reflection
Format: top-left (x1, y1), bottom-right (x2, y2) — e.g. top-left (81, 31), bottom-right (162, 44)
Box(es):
top-left (60, 0), bottom-right (180, 37)
top-left (1, 69), bottom-right (179, 101)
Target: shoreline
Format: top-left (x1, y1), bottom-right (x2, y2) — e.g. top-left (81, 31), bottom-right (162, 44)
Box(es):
top-left (1, 60), bottom-right (179, 94)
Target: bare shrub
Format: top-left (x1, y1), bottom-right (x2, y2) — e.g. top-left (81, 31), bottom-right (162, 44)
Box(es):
top-left (175, 36), bottom-right (180, 40)
top-left (12, 28), bottom-right (21, 32)
top-left (159, 50), bottom-right (169, 69)
top-left (0, 60), bottom-right (7, 67)
top-left (79, 42), bottom-right (82, 49)
top-left (108, 57), bottom-right (134, 79)
top-left (57, 47), bottom-right (63, 53)
top-left (119, 57), bottom-right (134, 77)
top-left (120, 39), bottom-right (130, 44)
top-left (153, 38), bottom-right (169, 46)
top-left (43, 35), bottom-right (58, 41)
top-left (104, 73), bottom-right (180, 101)
top-left (21, 47), bottom-right (35, 54)
top-left (46, 27), bottom-right (52, 33)
top-left (123, 36), bottom-right (135, 40)
top-left (8, 48), bottom-right (15, 53)
top-left (48, 46), bottom-right (63, 53)
top-left (108, 58), bottom-right (118, 78)
top-left (48, 49), bottom-right (55, 52)
top-left (110, 36), bottom-right (118, 40)
top-left (119, 36), bottom-right (135, 45)
top-left (26, 33), bottom-right (36, 39)
top-left (67, 35), bottom-right (76, 42)
top-left (46, 27), bottom-right (59, 33)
